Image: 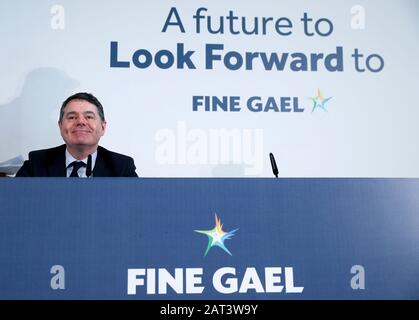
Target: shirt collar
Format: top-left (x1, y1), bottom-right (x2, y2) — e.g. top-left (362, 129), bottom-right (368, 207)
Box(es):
top-left (65, 149), bottom-right (97, 169)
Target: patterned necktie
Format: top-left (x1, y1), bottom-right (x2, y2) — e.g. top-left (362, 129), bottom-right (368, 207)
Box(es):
top-left (68, 161), bottom-right (86, 177)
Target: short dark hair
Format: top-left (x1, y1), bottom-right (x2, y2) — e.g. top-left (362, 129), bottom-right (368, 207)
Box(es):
top-left (59, 92), bottom-right (105, 122)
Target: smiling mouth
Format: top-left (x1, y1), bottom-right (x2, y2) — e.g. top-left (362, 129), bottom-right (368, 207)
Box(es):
top-left (72, 130), bottom-right (91, 134)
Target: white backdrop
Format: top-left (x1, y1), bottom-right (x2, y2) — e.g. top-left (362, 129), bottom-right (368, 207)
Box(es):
top-left (1, 0), bottom-right (418, 177)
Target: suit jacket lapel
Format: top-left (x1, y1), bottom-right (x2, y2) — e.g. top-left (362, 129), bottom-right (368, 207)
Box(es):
top-left (46, 145), bottom-right (111, 177)
top-left (48, 145), bottom-right (67, 177)
top-left (92, 147), bottom-right (107, 177)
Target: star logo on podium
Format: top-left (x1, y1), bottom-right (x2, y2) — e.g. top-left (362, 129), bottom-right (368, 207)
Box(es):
top-left (195, 213), bottom-right (238, 257)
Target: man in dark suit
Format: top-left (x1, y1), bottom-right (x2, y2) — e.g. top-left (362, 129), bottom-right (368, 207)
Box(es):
top-left (16, 92), bottom-right (138, 177)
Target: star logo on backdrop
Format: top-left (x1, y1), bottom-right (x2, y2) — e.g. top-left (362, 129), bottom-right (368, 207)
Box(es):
top-left (309, 89), bottom-right (333, 112)
top-left (194, 213), bottom-right (238, 256)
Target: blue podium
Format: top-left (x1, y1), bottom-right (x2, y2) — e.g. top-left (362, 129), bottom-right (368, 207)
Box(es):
top-left (1, 178), bottom-right (418, 299)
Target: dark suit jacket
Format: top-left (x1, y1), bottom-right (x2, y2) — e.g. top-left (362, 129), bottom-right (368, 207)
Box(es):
top-left (16, 144), bottom-right (138, 177)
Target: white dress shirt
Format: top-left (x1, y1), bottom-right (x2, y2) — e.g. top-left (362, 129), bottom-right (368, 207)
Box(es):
top-left (65, 149), bottom-right (97, 178)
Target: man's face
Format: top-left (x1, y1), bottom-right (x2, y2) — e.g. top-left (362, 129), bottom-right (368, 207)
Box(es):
top-left (59, 99), bottom-right (106, 149)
